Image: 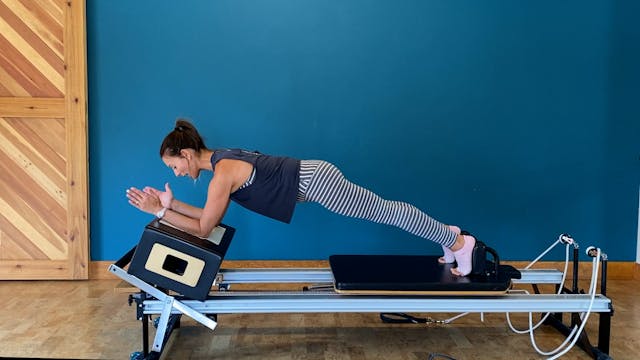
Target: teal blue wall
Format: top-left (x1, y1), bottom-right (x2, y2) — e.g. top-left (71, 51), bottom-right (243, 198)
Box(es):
top-left (87, 1), bottom-right (639, 261)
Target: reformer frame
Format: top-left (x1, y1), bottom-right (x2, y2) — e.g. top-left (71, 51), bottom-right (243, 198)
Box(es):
top-left (110, 245), bottom-right (613, 360)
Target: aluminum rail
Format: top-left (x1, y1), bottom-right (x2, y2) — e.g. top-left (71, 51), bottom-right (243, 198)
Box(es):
top-left (216, 268), bottom-right (564, 285)
top-left (142, 293), bottom-right (611, 315)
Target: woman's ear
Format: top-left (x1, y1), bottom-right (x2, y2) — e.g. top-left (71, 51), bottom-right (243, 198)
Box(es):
top-left (179, 148), bottom-right (191, 159)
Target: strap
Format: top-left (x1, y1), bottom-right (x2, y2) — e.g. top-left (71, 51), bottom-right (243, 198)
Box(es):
top-left (379, 312), bottom-right (428, 324)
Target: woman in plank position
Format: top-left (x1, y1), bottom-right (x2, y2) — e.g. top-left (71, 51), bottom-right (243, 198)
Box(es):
top-left (126, 119), bottom-right (476, 276)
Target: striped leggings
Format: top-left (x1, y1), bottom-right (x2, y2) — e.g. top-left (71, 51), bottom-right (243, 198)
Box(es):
top-left (296, 160), bottom-right (457, 248)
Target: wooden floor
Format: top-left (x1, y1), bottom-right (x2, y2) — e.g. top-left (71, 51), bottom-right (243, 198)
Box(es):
top-left (0, 278), bottom-right (637, 360)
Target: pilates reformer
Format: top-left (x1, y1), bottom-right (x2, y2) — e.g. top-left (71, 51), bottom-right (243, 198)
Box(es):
top-left (110, 220), bottom-right (614, 360)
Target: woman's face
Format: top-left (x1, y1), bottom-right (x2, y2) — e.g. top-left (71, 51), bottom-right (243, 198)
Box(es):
top-left (162, 150), bottom-right (199, 179)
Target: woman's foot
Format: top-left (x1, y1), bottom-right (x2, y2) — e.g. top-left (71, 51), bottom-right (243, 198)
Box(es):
top-left (438, 225), bottom-right (461, 264)
top-left (450, 234), bottom-right (476, 276)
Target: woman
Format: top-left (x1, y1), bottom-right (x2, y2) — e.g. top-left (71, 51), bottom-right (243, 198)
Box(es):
top-left (126, 119), bottom-right (477, 276)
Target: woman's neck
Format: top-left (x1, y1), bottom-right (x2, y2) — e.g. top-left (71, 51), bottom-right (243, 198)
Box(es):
top-left (198, 149), bottom-right (214, 171)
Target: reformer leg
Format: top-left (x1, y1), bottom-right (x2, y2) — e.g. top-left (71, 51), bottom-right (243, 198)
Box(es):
top-left (597, 253), bottom-right (611, 356)
top-left (142, 313), bottom-right (149, 356)
top-left (131, 293), bottom-right (187, 360)
top-left (596, 312), bottom-right (612, 359)
top-left (130, 292), bottom-right (150, 358)
top-left (110, 263), bottom-right (219, 356)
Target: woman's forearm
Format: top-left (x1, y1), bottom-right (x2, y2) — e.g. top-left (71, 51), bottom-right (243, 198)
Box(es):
top-left (169, 199), bottom-right (203, 219)
top-left (161, 198), bottom-right (227, 238)
top-left (160, 209), bottom-right (205, 237)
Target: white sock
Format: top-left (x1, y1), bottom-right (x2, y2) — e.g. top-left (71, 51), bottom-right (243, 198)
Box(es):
top-left (438, 225), bottom-right (460, 264)
top-left (451, 234), bottom-right (476, 276)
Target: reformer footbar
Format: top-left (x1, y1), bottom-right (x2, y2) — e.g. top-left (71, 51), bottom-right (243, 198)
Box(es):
top-left (109, 221), bottom-right (614, 360)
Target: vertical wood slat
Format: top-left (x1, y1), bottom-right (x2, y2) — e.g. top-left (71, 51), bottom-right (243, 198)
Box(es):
top-left (63, 0), bottom-right (88, 279)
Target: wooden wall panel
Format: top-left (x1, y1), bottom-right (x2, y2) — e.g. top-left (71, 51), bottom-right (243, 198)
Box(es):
top-left (0, 0), bottom-right (88, 279)
top-left (0, 117), bottom-right (68, 261)
top-left (0, 0), bottom-right (64, 97)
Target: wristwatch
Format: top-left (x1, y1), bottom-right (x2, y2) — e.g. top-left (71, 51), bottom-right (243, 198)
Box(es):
top-left (156, 207), bottom-right (167, 219)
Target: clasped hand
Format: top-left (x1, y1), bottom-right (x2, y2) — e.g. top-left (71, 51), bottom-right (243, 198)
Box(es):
top-left (126, 182), bottom-right (174, 215)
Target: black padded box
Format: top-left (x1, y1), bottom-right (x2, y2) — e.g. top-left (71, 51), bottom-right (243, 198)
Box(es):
top-left (128, 220), bottom-right (235, 301)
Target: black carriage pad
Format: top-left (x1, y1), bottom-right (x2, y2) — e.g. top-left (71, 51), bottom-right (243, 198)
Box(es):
top-left (330, 255), bottom-right (521, 295)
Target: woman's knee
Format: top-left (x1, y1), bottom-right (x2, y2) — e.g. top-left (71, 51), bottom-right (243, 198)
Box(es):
top-left (319, 160), bottom-right (342, 177)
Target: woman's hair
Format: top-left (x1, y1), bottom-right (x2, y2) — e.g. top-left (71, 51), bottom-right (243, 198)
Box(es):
top-left (159, 118), bottom-right (207, 157)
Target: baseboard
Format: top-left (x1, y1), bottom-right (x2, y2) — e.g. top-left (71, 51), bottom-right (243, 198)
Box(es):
top-left (90, 259), bottom-right (638, 281)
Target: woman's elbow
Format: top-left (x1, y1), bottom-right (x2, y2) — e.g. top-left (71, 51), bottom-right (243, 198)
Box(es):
top-left (196, 224), bottom-right (217, 239)
top-left (194, 228), bottom-right (211, 238)
top-left (197, 214), bottom-right (221, 238)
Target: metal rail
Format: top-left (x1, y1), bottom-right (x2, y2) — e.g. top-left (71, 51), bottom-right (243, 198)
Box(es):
top-left (142, 293), bottom-right (611, 315)
top-left (215, 268), bottom-right (564, 285)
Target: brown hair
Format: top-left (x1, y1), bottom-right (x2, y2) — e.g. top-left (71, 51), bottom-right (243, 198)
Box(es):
top-left (159, 119), bottom-right (207, 157)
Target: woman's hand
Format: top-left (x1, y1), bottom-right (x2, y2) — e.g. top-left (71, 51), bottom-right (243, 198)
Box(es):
top-left (143, 182), bottom-right (174, 209)
top-left (126, 187), bottom-right (163, 215)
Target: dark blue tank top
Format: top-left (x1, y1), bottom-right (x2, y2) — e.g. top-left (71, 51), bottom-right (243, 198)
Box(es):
top-left (211, 149), bottom-right (300, 223)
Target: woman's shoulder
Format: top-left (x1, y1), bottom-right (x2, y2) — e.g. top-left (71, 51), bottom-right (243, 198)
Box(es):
top-left (212, 156), bottom-right (254, 188)
top-left (212, 148), bottom-right (261, 163)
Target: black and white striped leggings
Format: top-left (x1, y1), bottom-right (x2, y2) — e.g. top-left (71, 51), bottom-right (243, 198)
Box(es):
top-left (296, 160), bottom-right (457, 248)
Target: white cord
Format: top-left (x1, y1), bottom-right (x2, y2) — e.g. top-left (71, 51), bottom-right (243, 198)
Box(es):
top-left (505, 239), bottom-right (601, 359)
top-left (506, 240), bottom-right (571, 334)
top-left (524, 236), bottom-right (562, 270)
top-left (507, 288), bottom-right (577, 355)
top-left (442, 312), bottom-right (470, 324)
top-left (545, 248), bottom-right (600, 359)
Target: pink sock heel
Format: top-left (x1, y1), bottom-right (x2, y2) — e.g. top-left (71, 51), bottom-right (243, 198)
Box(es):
top-left (451, 234), bottom-right (476, 276)
top-left (438, 225), bottom-right (461, 264)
